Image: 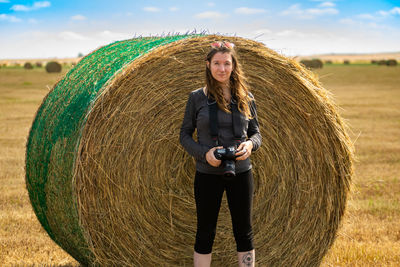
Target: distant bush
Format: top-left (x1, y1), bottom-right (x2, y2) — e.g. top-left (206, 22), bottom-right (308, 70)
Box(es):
top-left (45, 61), bottom-right (62, 73)
top-left (343, 60), bottom-right (350, 65)
top-left (371, 60), bottom-right (377, 64)
top-left (300, 58), bottom-right (323, 69)
top-left (325, 60), bottom-right (333, 64)
top-left (36, 62), bottom-right (43, 67)
top-left (24, 62), bottom-right (34, 69)
top-left (386, 59), bottom-right (397, 66)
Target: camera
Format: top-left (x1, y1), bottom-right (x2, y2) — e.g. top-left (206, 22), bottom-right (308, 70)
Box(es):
top-left (213, 146), bottom-right (238, 178)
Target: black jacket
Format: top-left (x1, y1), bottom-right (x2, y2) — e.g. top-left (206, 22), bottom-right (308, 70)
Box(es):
top-left (180, 88), bottom-right (262, 175)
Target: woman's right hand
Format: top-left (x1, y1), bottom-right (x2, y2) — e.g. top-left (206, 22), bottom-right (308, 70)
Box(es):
top-left (205, 146), bottom-right (223, 167)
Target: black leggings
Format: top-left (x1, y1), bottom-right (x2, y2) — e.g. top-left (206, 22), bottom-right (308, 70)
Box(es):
top-left (194, 169), bottom-right (254, 254)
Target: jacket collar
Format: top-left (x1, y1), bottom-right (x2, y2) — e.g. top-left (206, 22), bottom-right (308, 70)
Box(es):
top-left (206, 92), bottom-right (237, 105)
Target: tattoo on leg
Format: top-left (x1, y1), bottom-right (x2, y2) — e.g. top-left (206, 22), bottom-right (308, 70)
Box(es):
top-left (242, 252), bottom-right (253, 266)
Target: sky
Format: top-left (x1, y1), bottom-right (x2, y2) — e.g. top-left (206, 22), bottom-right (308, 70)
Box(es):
top-left (1, 0), bottom-right (399, 59)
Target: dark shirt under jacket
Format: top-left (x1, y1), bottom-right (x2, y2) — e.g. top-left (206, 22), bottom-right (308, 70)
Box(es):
top-left (180, 88), bottom-right (262, 175)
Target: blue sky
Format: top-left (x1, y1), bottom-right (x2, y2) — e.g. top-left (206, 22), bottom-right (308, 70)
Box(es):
top-left (1, 0), bottom-right (399, 59)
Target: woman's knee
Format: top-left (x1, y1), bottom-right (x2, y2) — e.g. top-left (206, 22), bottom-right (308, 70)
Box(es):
top-left (195, 228), bottom-right (217, 254)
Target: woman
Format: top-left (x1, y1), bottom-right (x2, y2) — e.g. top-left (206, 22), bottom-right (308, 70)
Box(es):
top-left (180, 41), bottom-right (262, 267)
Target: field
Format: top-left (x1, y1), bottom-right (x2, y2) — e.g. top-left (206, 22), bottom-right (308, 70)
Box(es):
top-left (0, 64), bottom-right (399, 266)
top-left (297, 51), bottom-right (400, 63)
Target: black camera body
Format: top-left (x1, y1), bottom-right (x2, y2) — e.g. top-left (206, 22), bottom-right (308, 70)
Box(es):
top-left (214, 146), bottom-right (238, 178)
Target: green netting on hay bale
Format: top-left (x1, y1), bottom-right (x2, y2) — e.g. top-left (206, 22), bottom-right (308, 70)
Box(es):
top-left (26, 34), bottom-right (354, 266)
top-left (25, 34), bottom-right (198, 265)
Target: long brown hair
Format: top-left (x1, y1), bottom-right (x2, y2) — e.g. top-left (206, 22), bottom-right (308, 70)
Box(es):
top-left (205, 42), bottom-right (253, 119)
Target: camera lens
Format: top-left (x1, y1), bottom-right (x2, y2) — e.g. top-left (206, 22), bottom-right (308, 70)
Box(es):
top-left (223, 160), bottom-right (236, 177)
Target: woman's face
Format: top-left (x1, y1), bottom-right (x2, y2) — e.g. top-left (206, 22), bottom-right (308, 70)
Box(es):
top-left (207, 52), bottom-right (233, 85)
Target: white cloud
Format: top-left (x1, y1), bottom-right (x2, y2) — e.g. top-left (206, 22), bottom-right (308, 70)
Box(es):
top-left (281, 4), bottom-right (338, 19)
top-left (253, 28), bottom-right (272, 35)
top-left (367, 22), bottom-right (379, 28)
top-left (346, 6), bottom-right (400, 27)
top-left (390, 7), bottom-right (400, 15)
top-left (10, 1), bottom-right (51, 12)
top-left (281, 4), bottom-right (307, 18)
top-left (71, 14), bottom-right (86, 21)
top-left (339, 18), bottom-right (355, 25)
top-left (24, 30), bottom-right (50, 38)
top-left (356, 13), bottom-right (376, 20)
top-left (28, 18), bottom-right (39, 24)
top-left (377, 7), bottom-right (400, 17)
top-left (33, 1), bottom-right (50, 8)
top-left (10, 5), bottom-right (30, 11)
top-left (2, 24), bottom-right (399, 59)
top-left (339, 16), bottom-right (393, 31)
top-left (276, 30), bottom-right (308, 38)
top-left (0, 13), bottom-right (22, 22)
top-left (235, 7), bottom-right (266, 15)
top-left (319, 2), bottom-right (335, 8)
top-left (97, 30), bottom-right (131, 40)
top-left (169, 7), bottom-right (178, 12)
top-left (143, 6), bottom-right (161, 12)
top-left (195, 11), bottom-right (227, 19)
top-left (281, 4), bottom-right (302, 16)
top-left (58, 31), bottom-right (90, 41)
top-left (307, 8), bottom-right (338, 15)
top-left (377, 10), bottom-right (390, 17)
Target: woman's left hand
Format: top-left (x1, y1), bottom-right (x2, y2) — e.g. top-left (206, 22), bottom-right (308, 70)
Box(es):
top-left (235, 140), bottom-right (253, 161)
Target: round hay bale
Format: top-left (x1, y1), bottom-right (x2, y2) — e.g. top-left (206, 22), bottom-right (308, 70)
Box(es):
top-left (24, 62), bottom-right (34, 69)
top-left (300, 58), bottom-right (323, 69)
top-left (343, 60), bottom-right (350, 65)
top-left (311, 58), bottom-right (323, 68)
top-left (36, 62), bottom-right (43, 67)
top-left (26, 34), bottom-right (354, 266)
top-left (386, 59), bottom-right (397, 66)
top-left (377, 59), bottom-right (386, 65)
top-left (45, 61), bottom-right (62, 73)
top-left (300, 59), bottom-right (311, 68)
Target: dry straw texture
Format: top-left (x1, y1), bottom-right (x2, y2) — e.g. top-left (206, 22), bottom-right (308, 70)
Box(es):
top-left (26, 34), bottom-right (354, 266)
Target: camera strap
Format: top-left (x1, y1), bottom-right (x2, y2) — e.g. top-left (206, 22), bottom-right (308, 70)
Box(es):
top-left (207, 92), bottom-right (243, 147)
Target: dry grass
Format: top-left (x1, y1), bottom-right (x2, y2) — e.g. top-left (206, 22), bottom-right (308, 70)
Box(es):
top-left (297, 52), bottom-right (400, 63)
top-left (0, 64), bottom-right (399, 266)
top-left (0, 58), bottom-right (79, 67)
top-left (0, 67), bottom-right (79, 266)
top-left (316, 65), bottom-right (400, 266)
